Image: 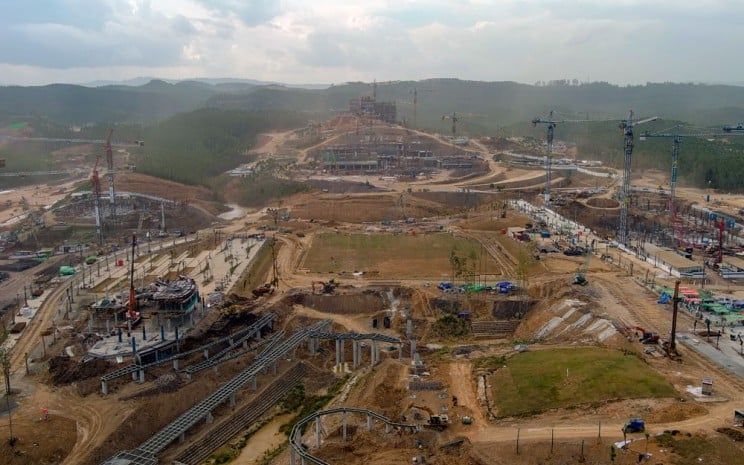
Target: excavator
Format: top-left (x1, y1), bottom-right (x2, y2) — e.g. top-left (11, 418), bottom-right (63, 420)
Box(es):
top-left (625, 326), bottom-right (660, 344)
top-left (409, 404), bottom-right (450, 431)
top-left (572, 249), bottom-right (592, 286)
top-left (252, 283), bottom-right (275, 297)
top-left (311, 279), bottom-right (337, 295)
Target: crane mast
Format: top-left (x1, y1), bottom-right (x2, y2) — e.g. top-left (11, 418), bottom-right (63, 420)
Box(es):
top-left (105, 128), bottom-right (116, 220)
top-left (92, 156), bottom-right (104, 245)
top-left (532, 110), bottom-right (556, 205)
top-left (618, 111), bottom-right (658, 245)
top-left (639, 128), bottom-right (744, 246)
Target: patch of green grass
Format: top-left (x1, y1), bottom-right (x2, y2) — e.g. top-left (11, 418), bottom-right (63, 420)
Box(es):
top-left (491, 348), bottom-right (676, 417)
top-left (473, 355), bottom-right (507, 371)
top-left (303, 233), bottom-right (502, 279)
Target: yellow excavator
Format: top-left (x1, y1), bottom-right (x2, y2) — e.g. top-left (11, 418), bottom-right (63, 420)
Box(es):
top-left (409, 404), bottom-right (449, 431)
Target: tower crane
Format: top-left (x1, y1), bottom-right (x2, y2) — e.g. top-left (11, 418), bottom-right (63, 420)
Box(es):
top-left (410, 87), bottom-right (433, 129)
top-left (91, 155), bottom-right (104, 245)
top-left (532, 111), bottom-right (558, 206)
top-left (618, 111), bottom-right (658, 245)
top-left (442, 112), bottom-right (460, 137)
top-left (104, 128), bottom-right (117, 220)
top-left (639, 127), bottom-right (744, 246)
top-left (531, 111), bottom-right (614, 206)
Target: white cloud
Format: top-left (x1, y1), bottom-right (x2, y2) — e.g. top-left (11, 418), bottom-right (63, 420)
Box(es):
top-left (0, 0), bottom-right (743, 85)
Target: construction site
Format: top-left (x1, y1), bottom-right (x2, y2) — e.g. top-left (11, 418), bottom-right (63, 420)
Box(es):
top-left (3, 102), bottom-right (744, 465)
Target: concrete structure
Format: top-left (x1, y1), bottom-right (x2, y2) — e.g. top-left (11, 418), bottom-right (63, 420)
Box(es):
top-left (643, 244), bottom-right (704, 278)
top-left (720, 256), bottom-right (744, 279)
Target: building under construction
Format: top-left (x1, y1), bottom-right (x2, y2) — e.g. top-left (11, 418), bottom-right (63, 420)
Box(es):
top-left (315, 131), bottom-right (485, 174)
top-left (349, 96), bottom-right (397, 124)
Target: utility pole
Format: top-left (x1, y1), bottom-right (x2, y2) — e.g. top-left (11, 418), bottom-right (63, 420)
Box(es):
top-left (669, 280), bottom-right (680, 355)
top-left (1, 348), bottom-right (14, 446)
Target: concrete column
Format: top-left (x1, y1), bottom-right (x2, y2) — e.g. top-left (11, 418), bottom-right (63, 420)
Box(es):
top-left (179, 432), bottom-right (185, 443)
top-left (229, 393), bottom-right (236, 407)
top-left (410, 338), bottom-right (417, 358)
top-left (398, 344), bottom-right (403, 359)
top-left (385, 423), bottom-right (391, 434)
top-left (290, 446), bottom-right (295, 465)
top-left (138, 369), bottom-right (145, 384)
top-left (335, 339), bottom-right (341, 367)
top-left (203, 349), bottom-right (209, 359)
top-left (352, 341), bottom-right (359, 369)
top-left (342, 411), bottom-right (348, 440)
top-left (101, 380), bottom-right (108, 395)
top-left (213, 365), bottom-right (218, 374)
top-left (206, 412), bottom-right (213, 424)
top-left (272, 362), bottom-right (277, 375)
top-left (243, 340), bottom-right (248, 349)
top-left (339, 340), bottom-right (345, 364)
top-left (367, 414), bottom-right (372, 431)
top-left (173, 359), bottom-right (179, 370)
top-left (252, 376), bottom-right (257, 391)
top-left (316, 417), bottom-right (322, 447)
top-left (374, 341), bottom-right (380, 366)
top-left (132, 371), bottom-right (138, 381)
top-left (370, 343), bottom-right (376, 366)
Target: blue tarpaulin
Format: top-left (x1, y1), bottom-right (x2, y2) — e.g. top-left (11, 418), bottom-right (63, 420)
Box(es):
top-left (658, 294), bottom-right (671, 304)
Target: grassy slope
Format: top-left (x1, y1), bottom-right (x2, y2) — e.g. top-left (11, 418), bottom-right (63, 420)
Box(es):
top-left (489, 348), bottom-right (676, 417)
top-left (303, 233), bottom-right (503, 279)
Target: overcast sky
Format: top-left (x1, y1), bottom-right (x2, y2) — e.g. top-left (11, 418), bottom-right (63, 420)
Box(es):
top-left (1, 0), bottom-right (742, 86)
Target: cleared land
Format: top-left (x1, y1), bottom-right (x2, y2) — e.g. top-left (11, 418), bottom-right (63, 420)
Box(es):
top-left (490, 347), bottom-right (677, 417)
top-left (302, 232), bottom-right (504, 279)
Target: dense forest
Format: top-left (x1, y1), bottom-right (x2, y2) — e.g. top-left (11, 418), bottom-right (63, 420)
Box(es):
top-left (2, 79), bottom-right (744, 191)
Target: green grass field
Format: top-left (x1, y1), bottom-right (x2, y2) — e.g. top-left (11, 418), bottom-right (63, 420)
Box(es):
top-left (302, 233), bottom-right (504, 279)
top-left (489, 348), bottom-right (676, 417)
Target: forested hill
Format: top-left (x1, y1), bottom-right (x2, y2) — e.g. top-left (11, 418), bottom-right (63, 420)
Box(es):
top-left (3, 79), bottom-right (744, 130)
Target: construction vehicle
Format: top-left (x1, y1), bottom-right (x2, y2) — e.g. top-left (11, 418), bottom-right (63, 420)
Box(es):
top-left (622, 418), bottom-right (645, 434)
top-left (311, 279), bottom-right (336, 295)
top-left (572, 250), bottom-right (592, 286)
top-left (410, 404), bottom-right (450, 431)
top-left (252, 283), bottom-right (275, 297)
top-left (625, 326), bottom-right (659, 344)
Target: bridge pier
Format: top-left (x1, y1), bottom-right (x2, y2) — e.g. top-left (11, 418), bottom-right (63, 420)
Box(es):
top-left (352, 341), bottom-right (360, 369)
top-left (179, 432), bottom-right (185, 443)
top-left (342, 411), bottom-right (348, 440)
top-left (367, 414), bottom-right (372, 431)
top-left (316, 417), bottom-right (322, 447)
top-left (101, 380), bottom-right (108, 395)
top-left (203, 349), bottom-right (209, 359)
top-left (205, 412), bottom-right (213, 424)
top-left (339, 340), bottom-right (345, 364)
top-left (229, 393), bottom-right (236, 408)
top-left (252, 376), bottom-right (257, 391)
top-left (410, 338), bottom-right (417, 358)
top-left (398, 343), bottom-right (403, 359)
top-left (335, 339), bottom-right (341, 367)
top-left (272, 362), bottom-right (277, 375)
top-left (172, 358), bottom-right (179, 370)
top-left (138, 369), bottom-right (145, 384)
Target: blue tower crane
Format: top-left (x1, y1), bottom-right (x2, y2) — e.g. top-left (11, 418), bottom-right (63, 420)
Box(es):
top-left (639, 127), bottom-right (744, 246)
top-left (617, 111), bottom-right (658, 245)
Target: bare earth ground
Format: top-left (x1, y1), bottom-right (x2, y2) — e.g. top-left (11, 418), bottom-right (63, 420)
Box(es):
top-left (3, 122), bottom-right (744, 465)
